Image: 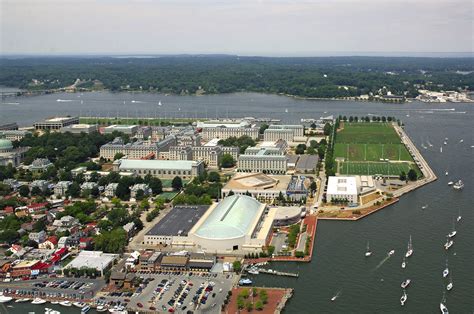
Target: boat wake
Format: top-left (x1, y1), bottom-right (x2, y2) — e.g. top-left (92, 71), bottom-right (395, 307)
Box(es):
top-left (331, 289), bottom-right (342, 302)
top-left (56, 99), bottom-right (74, 102)
top-left (374, 255), bottom-right (392, 271)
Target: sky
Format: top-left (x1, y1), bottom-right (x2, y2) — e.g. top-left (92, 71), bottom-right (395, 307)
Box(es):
top-left (1, 0), bottom-right (472, 56)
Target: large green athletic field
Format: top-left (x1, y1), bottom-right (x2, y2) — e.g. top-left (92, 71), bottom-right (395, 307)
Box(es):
top-left (334, 123), bottom-right (418, 176)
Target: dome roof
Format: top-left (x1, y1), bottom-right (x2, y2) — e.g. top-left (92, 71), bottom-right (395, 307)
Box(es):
top-left (0, 138), bottom-right (13, 151)
top-left (194, 195), bottom-right (264, 240)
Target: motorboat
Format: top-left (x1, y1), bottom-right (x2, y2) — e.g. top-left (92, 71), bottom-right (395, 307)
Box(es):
top-left (459, 139), bottom-right (464, 143)
top-left (74, 302), bottom-right (86, 308)
top-left (81, 305), bottom-right (91, 313)
top-left (388, 250), bottom-right (395, 256)
top-left (0, 293), bottom-right (13, 303)
top-left (443, 261), bottom-right (449, 278)
top-left (440, 147), bottom-right (443, 153)
top-left (444, 239), bottom-right (454, 250)
top-left (443, 141), bottom-right (447, 145)
top-left (15, 298), bottom-right (31, 303)
top-left (448, 220), bottom-right (457, 238)
top-left (331, 290), bottom-right (341, 302)
top-left (51, 300), bottom-right (59, 304)
top-left (247, 267), bottom-right (259, 275)
top-left (59, 300), bottom-right (72, 307)
top-left (457, 210), bottom-right (462, 222)
top-left (400, 290), bottom-right (407, 306)
top-left (405, 235), bottom-right (413, 258)
top-left (239, 278), bottom-right (253, 285)
top-left (401, 257), bottom-right (406, 269)
top-left (445, 171), bottom-right (448, 176)
top-left (421, 204), bottom-right (428, 209)
top-left (447, 276), bottom-right (453, 291)
top-left (96, 305), bottom-right (108, 312)
top-left (365, 241), bottom-right (372, 257)
top-left (447, 181), bottom-right (454, 186)
top-left (440, 302), bottom-right (449, 313)
top-left (401, 279), bottom-right (411, 289)
top-left (31, 298), bottom-right (47, 305)
top-left (453, 180), bottom-right (464, 190)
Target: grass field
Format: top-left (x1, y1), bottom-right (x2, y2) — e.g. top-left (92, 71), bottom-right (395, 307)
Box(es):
top-left (339, 161), bottom-right (418, 176)
top-left (334, 122), bottom-right (418, 176)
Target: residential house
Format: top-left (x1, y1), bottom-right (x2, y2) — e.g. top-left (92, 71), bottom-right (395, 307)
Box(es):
top-left (79, 237), bottom-right (94, 250)
top-left (29, 158), bottom-right (53, 173)
top-left (104, 183), bottom-right (119, 197)
top-left (54, 181), bottom-right (72, 197)
top-left (130, 183), bottom-right (151, 199)
top-left (38, 236), bottom-right (58, 250)
top-left (29, 230), bottom-right (47, 244)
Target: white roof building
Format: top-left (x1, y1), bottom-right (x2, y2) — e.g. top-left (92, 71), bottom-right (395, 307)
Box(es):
top-left (64, 250), bottom-right (119, 275)
top-left (326, 176), bottom-right (358, 204)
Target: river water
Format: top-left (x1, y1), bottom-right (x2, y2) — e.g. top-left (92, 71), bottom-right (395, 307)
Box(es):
top-left (0, 92), bottom-right (473, 314)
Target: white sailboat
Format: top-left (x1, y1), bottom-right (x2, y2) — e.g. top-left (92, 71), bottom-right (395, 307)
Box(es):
top-left (445, 171), bottom-right (448, 176)
top-left (388, 249), bottom-right (395, 256)
top-left (443, 259), bottom-right (449, 278)
top-left (330, 289), bottom-right (342, 302)
top-left (405, 235), bottom-right (413, 258)
top-left (459, 139), bottom-right (463, 143)
top-left (447, 220), bottom-right (456, 238)
top-left (365, 241), bottom-right (372, 257)
top-left (456, 209), bottom-right (462, 222)
top-left (401, 279), bottom-right (411, 289)
top-left (400, 289), bottom-right (407, 306)
top-left (158, 101), bottom-right (162, 106)
top-left (444, 237), bottom-right (454, 250)
top-left (446, 275), bottom-right (453, 291)
top-left (401, 256), bottom-right (406, 269)
top-left (440, 146), bottom-right (443, 153)
top-left (440, 293), bottom-right (449, 313)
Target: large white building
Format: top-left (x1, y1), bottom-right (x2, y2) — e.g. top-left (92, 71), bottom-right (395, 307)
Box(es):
top-left (201, 126), bottom-right (259, 141)
top-left (169, 144), bottom-right (240, 169)
top-left (267, 125), bottom-right (304, 137)
top-left (60, 124), bottom-right (98, 134)
top-left (326, 176), bottom-right (358, 204)
top-left (34, 116), bottom-right (80, 131)
top-left (238, 147), bottom-right (287, 174)
top-left (263, 129), bottom-right (294, 142)
top-left (100, 136), bottom-right (177, 160)
top-left (113, 159), bottom-right (204, 179)
top-left (103, 125), bottom-right (139, 136)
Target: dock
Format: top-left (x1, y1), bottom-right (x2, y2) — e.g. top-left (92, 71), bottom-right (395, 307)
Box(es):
top-left (256, 268), bottom-right (299, 278)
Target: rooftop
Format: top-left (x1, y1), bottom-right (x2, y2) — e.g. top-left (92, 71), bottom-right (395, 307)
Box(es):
top-left (117, 159), bottom-right (200, 171)
top-left (146, 205), bottom-right (210, 237)
top-left (65, 250), bottom-right (118, 271)
top-left (327, 176), bottom-right (358, 196)
top-left (223, 173), bottom-right (290, 191)
top-left (193, 195), bottom-right (265, 240)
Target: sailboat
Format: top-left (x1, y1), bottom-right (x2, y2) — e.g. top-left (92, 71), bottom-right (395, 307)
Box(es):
top-left (405, 235), bottom-right (413, 258)
top-left (400, 289), bottom-right (407, 306)
top-left (440, 147), bottom-right (443, 153)
top-left (459, 139), bottom-right (464, 143)
top-left (401, 279), bottom-right (411, 289)
top-left (456, 210), bottom-right (462, 222)
top-left (444, 237), bottom-right (454, 250)
top-left (330, 290), bottom-right (342, 302)
top-left (365, 241), bottom-right (372, 257)
top-left (285, 108), bottom-right (289, 113)
top-left (401, 256), bottom-right (406, 269)
top-left (158, 101), bottom-right (162, 106)
top-left (442, 259), bottom-right (449, 278)
top-left (447, 220), bottom-right (456, 238)
top-left (445, 171), bottom-right (448, 176)
top-left (440, 293), bottom-right (449, 313)
top-left (446, 275), bottom-right (453, 291)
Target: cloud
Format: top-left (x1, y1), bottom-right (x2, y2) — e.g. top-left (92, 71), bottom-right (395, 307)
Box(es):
top-left (1, 0), bottom-right (472, 55)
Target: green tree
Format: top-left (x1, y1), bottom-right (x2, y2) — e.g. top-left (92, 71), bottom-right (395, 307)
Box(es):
top-left (31, 186), bottom-right (42, 196)
top-left (171, 176), bottom-right (183, 190)
top-left (147, 177), bottom-right (163, 195)
top-left (113, 152), bottom-right (124, 161)
top-left (19, 185), bottom-right (30, 197)
top-left (295, 144), bottom-right (306, 155)
top-left (255, 300), bottom-right (264, 311)
top-left (399, 171), bottom-right (407, 181)
top-left (220, 154), bottom-right (236, 168)
top-left (323, 123), bottom-right (332, 135)
top-left (232, 260), bottom-right (242, 273)
top-left (407, 169), bottom-right (418, 181)
top-left (259, 123), bottom-right (269, 134)
top-left (207, 171), bottom-right (220, 183)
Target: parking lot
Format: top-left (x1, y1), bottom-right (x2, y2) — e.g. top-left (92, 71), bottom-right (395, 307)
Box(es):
top-left (0, 277), bottom-right (104, 301)
top-left (100, 272), bottom-right (234, 313)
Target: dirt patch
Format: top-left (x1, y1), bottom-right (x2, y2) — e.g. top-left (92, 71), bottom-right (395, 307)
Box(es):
top-left (360, 192), bottom-right (382, 205)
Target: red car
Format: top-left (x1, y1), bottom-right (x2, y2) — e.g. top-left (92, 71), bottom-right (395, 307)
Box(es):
top-left (137, 303), bottom-right (143, 308)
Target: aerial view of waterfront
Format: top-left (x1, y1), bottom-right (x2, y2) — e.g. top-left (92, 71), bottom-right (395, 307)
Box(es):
top-left (0, 91), bottom-right (472, 313)
top-left (1, 0), bottom-right (473, 313)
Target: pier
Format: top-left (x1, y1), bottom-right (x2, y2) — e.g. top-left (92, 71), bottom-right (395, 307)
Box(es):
top-left (254, 268), bottom-right (299, 278)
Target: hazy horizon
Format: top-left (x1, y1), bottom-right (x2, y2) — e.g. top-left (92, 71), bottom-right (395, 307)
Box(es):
top-left (1, 0), bottom-right (472, 56)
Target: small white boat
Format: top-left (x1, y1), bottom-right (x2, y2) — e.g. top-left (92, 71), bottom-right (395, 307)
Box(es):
top-left (453, 180), bottom-right (464, 190)
top-left (330, 290), bottom-right (341, 302)
top-left (0, 294), bottom-right (13, 303)
top-left (401, 279), bottom-right (411, 289)
top-left (444, 141), bottom-right (447, 145)
top-left (457, 210), bottom-right (462, 222)
top-left (440, 302), bottom-right (449, 313)
top-left (74, 302), bottom-right (86, 308)
top-left (421, 204), bottom-right (428, 209)
top-left (440, 147), bottom-right (443, 153)
top-left (60, 300), bottom-right (72, 307)
top-left (443, 263), bottom-right (449, 278)
top-left (447, 181), bottom-right (454, 186)
top-left (446, 276), bottom-right (453, 291)
top-left (365, 241), bottom-right (372, 257)
top-left (247, 267), bottom-right (259, 275)
top-left (405, 235), bottom-right (413, 258)
top-left (459, 139), bottom-right (464, 143)
top-left (445, 171), bottom-right (448, 176)
top-left (400, 290), bottom-right (407, 306)
top-left (31, 298), bottom-right (47, 305)
top-left (51, 300), bottom-right (59, 304)
top-left (15, 298), bottom-right (31, 303)
top-left (444, 239), bottom-right (454, 250)
top-left (96, 305), bottom-right (108, 312)
top-left (81, 305), bottom-right (91, 313)
top-left (401, 257), bottom-right (406, 269)
top-left (388, 250), bottom-right (395, 256)
top-left (239, 278), bottom-right (253, 285)
top-left (448, 220), bottom-right (456, 238)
